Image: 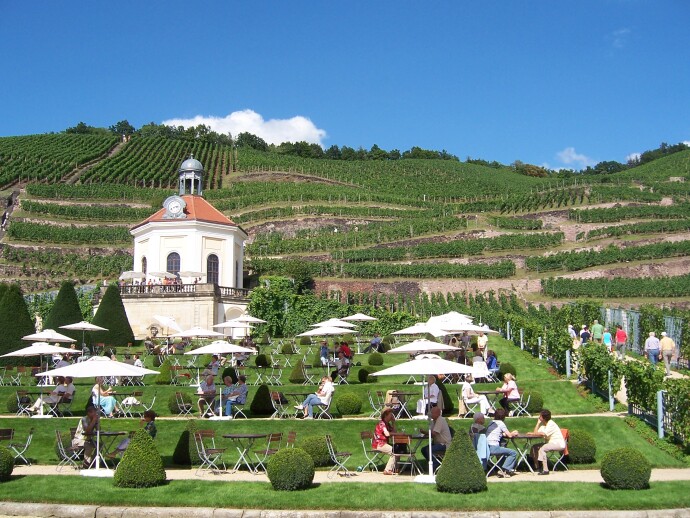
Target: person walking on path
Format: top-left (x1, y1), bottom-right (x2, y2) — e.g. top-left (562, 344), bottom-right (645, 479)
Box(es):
top-left (644, 332), bottom-right (660, 366)
top-left (614, 325), bottom-right (628, 360)
top-left (591, 320), bottom-right (604, 344)
top-left (660, 332), bottom-right (676, 376)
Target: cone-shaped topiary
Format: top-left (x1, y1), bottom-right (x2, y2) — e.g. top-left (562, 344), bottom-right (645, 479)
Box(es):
top-left (267, 448), bottom-right (314, 491)
top-left (498, 362), bottom-right (516, 379)
top-left (255, 353), bottom-right (269, 367)
top-left (600, 448), bottom-right (651, 489)
top-left (154, 359), bottom-right (172, 385)
top-left (335, 392), bottom-right (362, 416)
top-left (221, 366), bottom-right (238, 384)
top-left (0, 446), bottom-right (13, 481)
top-left (91, 284), bottom-right (134, 347)
top-left (0, 284), bottom-right (38, 366)
top-left (288, 360), bottom-right (306, 384)
top-left (567, 429), bottom-right (596, 464)
top-left (436, 429), bottom-right (487, 494)
top-left (43, 281), bottom-right (84, 342)
top-left (524, 389), bottom-right (544, 414)
top-left (249, 384), bottom-right (273, 416)
top-left (296, 435), bottom-right (332, 467)
top-left (173, 419), bottom-right (199, 466)
top-left (367, 352), bottom-right (384, 366)
top-left (114, 429), bottom-right (166, 488)
top-left (437, 379), bottom-right (454, 415)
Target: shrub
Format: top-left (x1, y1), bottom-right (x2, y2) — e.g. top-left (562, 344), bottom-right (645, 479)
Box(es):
top-left (168, 391), bottom-right (192, 414)
top-left (343, 334), bottom-right (355, 344)
top-left (91, 284), bottom-right (135, 346)
top-left (381, 335), bottom-right (395, 352)
top-left (357, 367), bottom-right (379, 383)
top-left (600, 448), bottom-right (651, 489)
top-left (498, 362), bottom-right (516, 379)
top-left (437, 379), bottom-right (454, 415)
top-left (172, 419), bottom-right (199, 466)
top-left (266, 447), bottom-right (314, 491)
top-left (524, 389), bottom-right (544, 414)
top-left (0, 284), bottom-right (36, 367)
top-left (152, 355), bottom-right (164, 367)
top-left (567, 429), bottom-right (596, 464)
top-left (282, 342), bottom-right (297, 354)
top-left (335, 392), bottom-right (362, 416)
top-left (6, 394), bottom-right (17, 414)
top-left (154, 359), bottom-right (172, 385)
top-left (221, 366), bottom-right (238, 384)
top-left (0, 446), bottom-right (13, 481)
top-left (43, 281), bottom-right (83, 341)
top-left (288, 360), bottom-right (306, 384)
top-left (255, 353), bottom-right (269, 367)
top-left (436, 429), bottom-right (487, 494)
top-left (368, 352), bottom-right (384, 366)
top-left (249, 384), bottom-right (273, 416)
top-left (298, 336), bottom-right (311, 346)
top-left (114, 429), bottom-right (166, 488)
top-left (296, 435), bottom-right (332, 467)
top-left (259, 332), bottom-right (271, 345)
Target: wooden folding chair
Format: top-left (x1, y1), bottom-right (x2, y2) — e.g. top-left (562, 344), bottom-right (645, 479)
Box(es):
top-left (270, 391), bottom-right (291, 419)
top-left (253, 432), bottom-right (283, 473)
top-left (326, 434), bottom-right (353, 478)
top-left (55, 430), bottom-right (83, 471)
top-left (360, 431), bottom-right (384, 472)
top-left (392, 435), bottom-right (420, 476)
top-left (547, 428), bottom-right (569, 472)
top-left (194, 430), bottom-right (226, 476)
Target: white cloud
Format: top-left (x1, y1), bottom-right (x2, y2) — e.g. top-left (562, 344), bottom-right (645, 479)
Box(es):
top-left (556, 147), bottom-right (595, 169)
top-left (626, 152), bottom-right (641, 163)
top-left (683, 141), bottom-right (690, 147)
top-left (161, 109), bottom-right (327, 146)
top-left (611, 28), bottom-right (631, 49)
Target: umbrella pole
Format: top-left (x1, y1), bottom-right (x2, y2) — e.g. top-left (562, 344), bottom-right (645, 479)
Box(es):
top-left (414, 385), bottom-right (436, 484)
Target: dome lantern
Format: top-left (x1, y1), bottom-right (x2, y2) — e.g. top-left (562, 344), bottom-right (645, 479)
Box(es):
top-left (178, 155), bottom-right (204, 196)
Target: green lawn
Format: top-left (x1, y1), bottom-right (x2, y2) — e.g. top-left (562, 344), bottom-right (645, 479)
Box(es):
top-left (0, 477), bottom-right (687, 511)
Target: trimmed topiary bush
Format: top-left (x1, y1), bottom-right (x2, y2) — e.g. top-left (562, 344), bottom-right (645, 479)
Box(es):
top-left (173, 419), bottom-right (199, 466)
top-left (437, 379), bottom-right (454, 415)
top-left (288, 360), bottom-right (306, 384)
top-left (249, 384), bottom-right (273, 416)
top-left (498, 362), bottom-right (516, 379)
top-left (6, 394), bottom-right (18, 414)
top-left (381, 335), bottom-right (395, 352)
top-left (114, 429), bottom-right (166, 488)
top-left (524, 389), bottom-right (544, 414)
top-left (221, 366), bottom-right (238, 384)
top-left (296, 435), bottom-right (332, 467)
top-left (368, 352), bottom-right (384, 366)
top-left (255, 353), bottom-right (269, 367)
top-left (267, 447), bottom-right (314, 491)
top-left (357, 367), bottom-right (379, 383)
top-left (0, 284), bottom-right (37, 367)
top-left (567, 429), bottom-right (596, 464)
top-left (154, 359), bottom-right (172, 385)
top-left (0, 446), bottom-right (14, 481)
top-left (436, 430), bottom-right (487, 494)
top-left (600, 448), bottom-right (651, 489)
top-left (43, 281), bottom-right (84, 342)
top-left (91, 284), bottom-right (135, 346)
top-left (282, 342), bottom-right (297, 354)
top-left (335, 392), bottom-right (362, 416)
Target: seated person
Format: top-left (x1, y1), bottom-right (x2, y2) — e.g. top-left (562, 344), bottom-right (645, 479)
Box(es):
top-left (319, 341), bottom-right (331, 366)
top-left (30, 376), bottom-right (67, 413)
top-left (529, 409), bottom-right (566, 475)
top-left (339, 341), bottom-right (353, 359)
top-left (364, 333), bottom-right (382, 353)
top-left (72, 405), bottom-right (100, 469)
top-left (197, 375), bottom-right (217, 417)
top-left (201, 355), bottom-right (221, 377)
top-left (486, 408), bottom-right (519, 477)
top-left (486, 350), bottom-right (499, 375)
top-left (110, 410), bottom-right (157, 457)
top-left (372, 407), bottom-right (397, 475)
top-left (295, 376), bottom-right (334, 419)
top-left (420, 406), bottom-right (452, 471)
top-left (331, 351), bottom-right (350, 381)
top-left (217, 375), bottom-right (248, 417)
top-left (416, 375), bottom-right (440, 414)
top-left (497, 373), bottom-right (520, 413)
top-left (460, 375), bottom-right (491, 415)
top-left (92, 377), bottom-right (120, 417)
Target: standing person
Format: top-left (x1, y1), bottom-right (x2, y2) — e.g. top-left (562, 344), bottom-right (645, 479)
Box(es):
top-left (591, 320), bottom-right (604, 344)
top-left (579, 326), bottom-right (591, 346)
top-left (419, 406), bottom-right (452, 472)
top-left (486, 408), bottom-right (519, 477)
top-left (602, 327), bottom-right (613, 353)
top-left (529, 409), bottom-right (566, 476)
top-left (660, 332), bottom-right (676, 377)
top-left (477, 331), bottom-right (489, 358)
top-left (372, 408), bottom-right (397, 475)
top-left (614, 325), bottom-right (628, 360)
top-left (644, 332), bottom-right (661, 366)
top-left (416, 375), bottom-right (440, 415)
top-left (567, 324), bottom-right (577, 341)
top-left (295, 376), bottom-right (334, 419)
top-left (319, 340), bottom-right (330, 366)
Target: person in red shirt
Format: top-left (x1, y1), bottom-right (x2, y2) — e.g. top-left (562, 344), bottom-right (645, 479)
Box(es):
top-left (339, 341), bottom-right (353, 359)
top-left (614, 325), bottom-right (628, 360)
top-left (372, 408), bottom-right (397, 475)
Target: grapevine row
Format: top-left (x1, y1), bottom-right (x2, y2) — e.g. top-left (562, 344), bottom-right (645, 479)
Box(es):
top-left (541, 274), bottom-right (690, 298)
top-left (7, 221), bottom-right (131, 244)
top-left (20, 200), bottom-right (155, 222)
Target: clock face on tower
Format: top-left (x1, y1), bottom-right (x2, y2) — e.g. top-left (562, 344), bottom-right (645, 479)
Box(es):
top-left (163, 195), bottom-right (187, 219)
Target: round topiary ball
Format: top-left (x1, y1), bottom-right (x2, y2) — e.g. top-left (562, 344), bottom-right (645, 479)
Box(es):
top-left (0, 446), bottom-right (14, 482)
top-left (368, 352), bottom-right (384, 366)
top-left (524, 389), bottom-right (543, 414)
top-left (6, 394), bottom-right (18, 414)
top-left (498, 362), bottom-right (516, 379)
top-left (113, 429), bottom-right (166, 488)
top-left (335, 392), bottom-right (362, 416)
top-left (255, 353), bottom-right (269, 367)
top-left (600, 448), bottom-right (651, 490)
top-left (567, 429), bottom-right (596, 464)
top-left (267, 447), bottom-right (315, 491)
top-left (296, 435), bottom-right (332, 467)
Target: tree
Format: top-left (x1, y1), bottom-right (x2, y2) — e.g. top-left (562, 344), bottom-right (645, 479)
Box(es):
top-left (109, 120), bottom-right (136, 136)
top-left (324, 145), bottom-right (341, 160)
top-left (43, 281), bottom-right (83, 341)
top-left (91, 284), bottom-right (135, 346)
top-left (0, 284), bottom-right (38, 366)
top-left (236, 132), bottom-right (268, 151)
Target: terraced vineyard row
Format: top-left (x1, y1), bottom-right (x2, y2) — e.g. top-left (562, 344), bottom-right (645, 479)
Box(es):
top-left (541, 274), bottom-right (690, 298)
top-left (7, 221), bottom-right (131, 244)
top-left (577, 219), bottom-right (690, 241)
top-left (569, 203), bottom-right (690, 223)
top-left (232, 205), bottom-right (428, 224)
top-left (20, 200), bottom-right (155, 222)
top-left (26, 183), bottom-right (169, 201)
top-left (3, 246), bottom-right (132, 277)
top-left (0, 134), bottom-right (118, 186)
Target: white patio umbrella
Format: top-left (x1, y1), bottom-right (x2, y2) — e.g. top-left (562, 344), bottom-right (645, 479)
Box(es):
top-left (439, 322), bottom-right (500, 335)
top-left (296, 326), bottom-right (355, 337)
top-left (22, 329), bottom-right (76, 343)
top-left (386, 339), bottom-right (461, 355)
top-left (60, 321), bottom-right (109, 350)
top-left (392, 323), bottom-right (449, 338)
top-left (427, 311), bottom-right (474, 331)
top-left (118, 271), bottom-right (145, 281)
top-left (153, 315), bottom-right (183, 335)
top-left (373, 353), bottom-right (473, 484)
top-left (341, 313), bottom-right (378, 322)
top-left (36, 356), bottom-right (159, 477)
top-left (184, 340), bottom-right (254, 420)
top-left (149, 272), bottom-right (177, 279)
top-left (233, 314), bottom-right (267, 324)
top-left (170, 326), bottom-right (224, 339)
top-left (178, 271), bottom-right (204, 278)
top-left (213, 321), bottom-right (255, 330)
top-left (311, 318), bottom-right (357, 328)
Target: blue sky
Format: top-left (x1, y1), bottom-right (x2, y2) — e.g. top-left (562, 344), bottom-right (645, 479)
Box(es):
top-left (1, 1), bottom-right (688, 169)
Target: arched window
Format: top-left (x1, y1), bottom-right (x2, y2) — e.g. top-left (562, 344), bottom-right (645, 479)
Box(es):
top-left (166, 252), bottom-right (180, 275)
top-left (141, 256), bottom-right (147, 275)
top-left (207, 254), bottom-right (219, 285)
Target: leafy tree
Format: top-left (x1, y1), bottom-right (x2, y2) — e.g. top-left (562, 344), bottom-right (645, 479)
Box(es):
top-left (43, 281), bottom-right (83, 341)
top-left (324, 145), bottom-right (341, 159)
top-left (0, 284), bottom-right (38, 365)
top-left (368, 144), bottom-right (388, 160)
top-left (236, 132), bottom-right (268, 151)
top-left (91, 284), bottom-right (135, 346)
top-left (109, 120), bottom-right (136, 136)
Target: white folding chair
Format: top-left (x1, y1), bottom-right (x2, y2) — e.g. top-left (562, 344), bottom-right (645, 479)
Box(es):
top-left (270, 392), bottom-right (291, 419)
top-left (360, 431), bottom-right (383, 472)
top-left (301, 364), bottom-right (316, 386)
top-left (509, 392), bottom-right (531, 417)
top-left (194, 430), bottom-right (227, 476)
top-left (314, 399), bottom-right (333, 420)
top-left (175, 392), bottom-right (193, 416)
top-left (457, 386), bottom-right (480, 417)
top-left (253, 432), bottom-right (282, 474)
top-left (15, 391), bottom-right (33, 417)
top-left (471, 360), bottom-right (491, 383)
top-left (547, 429), bottom-right (569, 472)
top-left (367, 391), bottom-right (382, 419)
top-left (326, 434), bottom-right (353, 478)
top-left (10, 428), bottom-right (33, 465)
top-left (55, 430), bottom-right (82, 471)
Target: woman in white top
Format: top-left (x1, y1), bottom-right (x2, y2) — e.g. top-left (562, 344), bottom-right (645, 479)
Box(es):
top-left (417, 375), bottom-right (440, 414)
top-left (529, 409), bottom-right (566, 475)
top-left (296, 376), bottom-right (334, 419)
top-left (497, 373), bottom-right (520, 412)
top-left (461, 375), bottom-right (491, 415)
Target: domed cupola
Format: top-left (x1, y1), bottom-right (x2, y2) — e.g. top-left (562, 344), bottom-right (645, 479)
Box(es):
top-left (178, 155), bottom-right (204, 196)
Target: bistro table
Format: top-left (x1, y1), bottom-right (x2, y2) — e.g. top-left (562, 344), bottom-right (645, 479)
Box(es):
top-left (195, 388), bottom-right (218, 418)
top-left (286, 392), bottom-right (312, 417)
top-left (223, 433), bottom-right (268, 473)
top-left (389, 432), bottom-right (426, 475)
top-left (24, 390), bottom-right (56, 418)
top-left (476, 390), bottom-right (503, 413)
top-left (391, 391), bottom-right (417, 419)
top-left (85, 430), bottom-right (127, 469)
top-left (511, 433), bottom-right (540, 474)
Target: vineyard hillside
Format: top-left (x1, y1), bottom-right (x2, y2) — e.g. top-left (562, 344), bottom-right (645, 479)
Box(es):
top-left (1, 133), bottom-right (690, 305)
